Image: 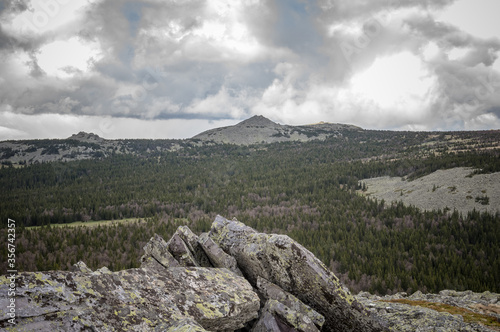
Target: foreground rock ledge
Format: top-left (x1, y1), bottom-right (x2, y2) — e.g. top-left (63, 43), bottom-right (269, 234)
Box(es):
top-left (0, 215), bottom-right (388, 331)
top-left (0, 266), bottom-right (259, 331)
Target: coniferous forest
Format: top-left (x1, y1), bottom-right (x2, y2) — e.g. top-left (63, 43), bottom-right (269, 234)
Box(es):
top-left (0, 129), bottom-right (499, 295)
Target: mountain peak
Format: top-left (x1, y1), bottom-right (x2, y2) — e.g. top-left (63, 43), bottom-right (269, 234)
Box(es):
top-left (237, 115), bottom-right (279, 127)
top-left (69, 132), bottom-right (104, 142)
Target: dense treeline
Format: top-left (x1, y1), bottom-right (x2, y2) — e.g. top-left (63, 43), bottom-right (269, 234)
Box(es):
top-left (0, 131), bottom-right (499, 295)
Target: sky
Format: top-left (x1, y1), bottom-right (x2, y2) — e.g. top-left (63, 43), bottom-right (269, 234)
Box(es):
top-left (0, 0), bottom-right (499, 140)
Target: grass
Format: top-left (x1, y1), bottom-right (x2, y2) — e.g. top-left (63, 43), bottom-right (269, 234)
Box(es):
top-left (382, 299), bottom-right (500, 330)
top-left (26, 218), bottom-right (144, 230)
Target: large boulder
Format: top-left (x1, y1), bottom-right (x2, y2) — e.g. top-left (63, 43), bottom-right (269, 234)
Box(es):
top-left (208, 215), bottom-right (386, 332)
top-left (0, 261), bottom-right (259, 331)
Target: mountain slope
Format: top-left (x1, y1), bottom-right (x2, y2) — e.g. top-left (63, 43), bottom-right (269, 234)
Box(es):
top-left (192, 115), bottom-right (361, 145)
top-left (359, 167), bottom-right (500, 215)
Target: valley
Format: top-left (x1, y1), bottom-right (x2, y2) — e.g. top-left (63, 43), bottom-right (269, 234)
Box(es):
top-left (0, 116), bottom-right (499, 297)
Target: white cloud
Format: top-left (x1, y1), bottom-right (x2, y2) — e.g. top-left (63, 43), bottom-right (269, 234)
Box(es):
top-left (349, 52), bottom-right (436, 109)
top-left (0, 0), bottom-right (499, 140)
top-left (37, 37), bottom-right (102, 78)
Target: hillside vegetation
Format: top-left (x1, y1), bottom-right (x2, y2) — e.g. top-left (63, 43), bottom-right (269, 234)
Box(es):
top-left (1, 128), bottom-right (499, 296)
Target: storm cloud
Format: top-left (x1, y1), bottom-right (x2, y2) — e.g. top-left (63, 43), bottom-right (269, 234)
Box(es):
top-left (0, 0), bottom-right (499, 139)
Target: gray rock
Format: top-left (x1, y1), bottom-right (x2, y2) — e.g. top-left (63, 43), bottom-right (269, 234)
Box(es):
top-left (177, 226), bottom-right (213, 267)
top-left (141, 255), bottom-right (170, 273)
top-left (163, 318), bottom-right (208, 331)
top-left (167, 232), bottom-right (199, 267)
top-left (251, 308), bottom-right (290, 332)
top-left (208, 215), bottom-right (386, 332)
top-left (198, 232), bottom-right (242, 276)
top-left (252, 298), bottom-right (324, 332)
top-left (251, 277), bottom-right (325, 332)
top-left (141, 233), bottom-right (180, 268)
top-left (0, 266), bottom-right (260, 331)
top-left (356, 290), bottom-right (500, 332)
top-left (256, 276), bottom-right (325, 330)
top-left (95, 266), bottom-right (112, 274)
top-left (71, 261), bottom-right (92, 273)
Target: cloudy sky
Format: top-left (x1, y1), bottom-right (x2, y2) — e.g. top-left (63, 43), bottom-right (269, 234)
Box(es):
top-left (0, 0), bottom-right (499, 140)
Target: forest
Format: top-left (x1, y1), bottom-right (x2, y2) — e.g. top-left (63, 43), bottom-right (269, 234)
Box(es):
top-left (0, 129), bottom-right (499, 295)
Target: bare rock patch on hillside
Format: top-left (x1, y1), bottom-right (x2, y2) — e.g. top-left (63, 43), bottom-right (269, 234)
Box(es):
top-left (359, 168), bottom-right (500, 215)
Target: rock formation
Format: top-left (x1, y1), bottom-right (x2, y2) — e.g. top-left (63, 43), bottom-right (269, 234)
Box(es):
top-left (1, 215), bottom-right (499, 331)
top-left (208, 215), bottom-right (384, 331)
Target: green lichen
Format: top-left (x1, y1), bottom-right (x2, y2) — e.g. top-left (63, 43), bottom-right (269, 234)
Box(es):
top-left (195, 302), bottom-right (223, 319)
top-left (141, 317), bottom-right (153, 325)
top-left (33, 272), bottom-right (59, 287)
top-left (0, 275), bottom-right (8, 285)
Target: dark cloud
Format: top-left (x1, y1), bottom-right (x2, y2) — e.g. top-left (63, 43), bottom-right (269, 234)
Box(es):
top-left (26, 51), bottom-right (45, 77)
top-left (0, 0), bottom-right (499, 139)
top-left (268, 0), bottom-right (323, 52)
top-left (0, 0), bottom-right (31, 51)
top-left (404, 14), bottom-right (500, 51)
top-left (0, 0), bottom-right (30, 16)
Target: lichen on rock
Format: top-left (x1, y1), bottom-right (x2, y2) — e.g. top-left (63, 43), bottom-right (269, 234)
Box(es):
top-left (0, 266), bottom-right (259, 331)
top-left (198, 232), bottom-right (242, 276)
top-left (208, 215), bottom-right (385, 332)
top-left (256, 276), bottom-right (325, 330)
top-left (140, 233), bottom-right (180, 269)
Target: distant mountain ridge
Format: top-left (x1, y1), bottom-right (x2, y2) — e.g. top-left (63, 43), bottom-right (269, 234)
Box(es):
top-left (0, 116), bottom-right (361, 165)
top-left (192, 115), bottom-right (362, 145)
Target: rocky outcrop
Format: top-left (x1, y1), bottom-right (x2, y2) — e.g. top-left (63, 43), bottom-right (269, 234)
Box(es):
top-left (2, 215), bottom-right (498, 331)
top-left (166, 231), bottom-right (200, 267)
top-left (208, 215), bottom-right (385, 331)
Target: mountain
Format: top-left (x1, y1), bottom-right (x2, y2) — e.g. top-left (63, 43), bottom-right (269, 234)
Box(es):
top-left (193, 115), bottom-right (361, 145)
top-left (0, 117), bottom-right (361, 165)
top-left (68, 131), bottom-right (106, 143)
top-left (4, 216), bottom-right (497, 331)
